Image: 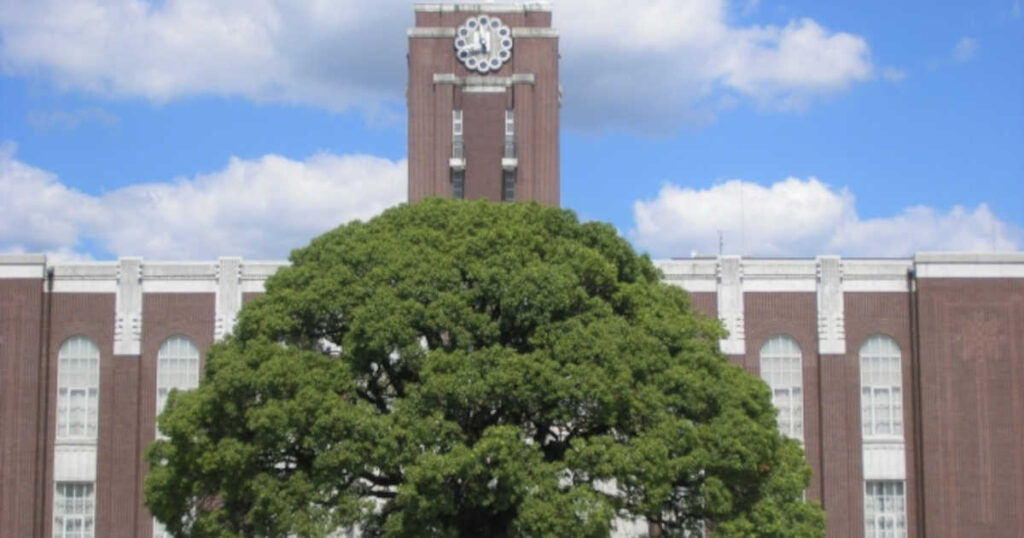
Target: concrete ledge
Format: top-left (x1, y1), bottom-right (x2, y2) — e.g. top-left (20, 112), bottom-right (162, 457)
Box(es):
top-left (0, 254), bottom-right (47, 264)
top-left (0, 254), bottom-right (46, 279)
top-left (915, 251), bottom-right (1024, 278)
top-left (415, 3), bottom-right (552, 13)
top-left (408, 27), bottom-right (455, 38)
top-left (914, 251), bottom-right (1024, 264)
top-left (410, 27), bottom-right (557, 38)
top-left (433, 73), bottom-right (535, 86)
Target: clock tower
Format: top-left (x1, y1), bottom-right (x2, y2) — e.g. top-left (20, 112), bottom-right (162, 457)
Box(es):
top-left (407, 3), bottom-right (559, 205)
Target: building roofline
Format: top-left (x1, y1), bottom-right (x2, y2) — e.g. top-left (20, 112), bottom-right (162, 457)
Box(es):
top-left (414, 3), bottom-right (552, 13)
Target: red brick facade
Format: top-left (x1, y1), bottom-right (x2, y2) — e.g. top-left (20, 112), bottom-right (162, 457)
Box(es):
top-left (407, 4), bottom-right (559, 205)
top-left (3, 254), bottom-right (1023, 537)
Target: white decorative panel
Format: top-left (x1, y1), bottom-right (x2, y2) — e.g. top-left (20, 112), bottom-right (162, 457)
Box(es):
top-left (816, 256), bottom-right (846, 355)
top-left (216, 257), bottom-right (242, 340)
top-left (54, 445), bottom-right (97, 481)
top-left (717, 256), bottom-right (745, 355)
top-left (114, 258), bottom-right (143, 355)
top-left (863, 443), bottom-right (906, 480)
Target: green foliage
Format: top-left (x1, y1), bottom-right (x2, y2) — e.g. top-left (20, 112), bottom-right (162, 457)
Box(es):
top-left (145, 199), bottom-right (823, 537)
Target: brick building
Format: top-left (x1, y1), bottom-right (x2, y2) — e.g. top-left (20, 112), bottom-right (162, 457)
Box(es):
top-left (2, 4), bottom-right (1023, 537)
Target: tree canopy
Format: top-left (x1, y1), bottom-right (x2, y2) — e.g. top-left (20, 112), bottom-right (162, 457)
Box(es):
top-left (145, 199), bottom-right (824, 537)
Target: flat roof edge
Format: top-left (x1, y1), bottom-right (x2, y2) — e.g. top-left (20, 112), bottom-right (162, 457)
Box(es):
top-left (415, 3), bottom-right (552, 13)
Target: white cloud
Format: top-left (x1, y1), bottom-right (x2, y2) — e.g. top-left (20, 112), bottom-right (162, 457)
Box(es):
top-left (881, 67), bottom-right (907, 83)
top-left (632, 177), bottom-right (1022, 257)
top-left (952, 37), bottom-right (979, 62)
top-left (26, 107), bottom-right (119, 131)
top-left (0, 0), bottom-right (875, 132)
top-left (0, 144), bottom-right (406, 260)
top-left (0, 0), bottom-right (410, 113)
top-left (557, 1), bottom-right (874, 129)
top-left (1012, 1), bottom-right (1021, 19)
top-left (0, 143), bottom-right (104, 253)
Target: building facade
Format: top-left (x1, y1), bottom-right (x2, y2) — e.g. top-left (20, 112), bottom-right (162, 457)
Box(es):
top-left (2, 4), bottom-right (1023, 538)
top-left (2, 253), bottom-right (1023, 537)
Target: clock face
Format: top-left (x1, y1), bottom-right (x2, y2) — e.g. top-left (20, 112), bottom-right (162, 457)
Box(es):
top-left (454, 15), bottom-right (513, 74)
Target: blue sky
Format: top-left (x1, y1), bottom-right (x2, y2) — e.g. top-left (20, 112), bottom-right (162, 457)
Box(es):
top-left (1, 0), bottom-right (1021, 261)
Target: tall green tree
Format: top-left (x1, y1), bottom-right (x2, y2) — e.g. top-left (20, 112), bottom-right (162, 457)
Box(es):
top-left (145, 199), bottom-right (823, 537)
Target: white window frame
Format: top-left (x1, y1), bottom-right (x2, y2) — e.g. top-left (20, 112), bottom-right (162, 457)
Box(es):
top-left (859, 335), bottom-right (903, 441)
top-left (452, 109), bottom-right (463, 136)
top-left (156, 335), bottom-right (201, 432)
top-left (53, 481), bottom-right (95, 538)
top-left (503, 109), bottom-right (516, 159)
top-left (759, 335), bottom-right (804, 443)
top-left (864, 480), bottom-right (907, 538)
top-left (153, 336), bottom-right (200, 537)
top-left (56, 336), bottom-right (100, 441)
top-left (504, 109), bottom-right (515, 137)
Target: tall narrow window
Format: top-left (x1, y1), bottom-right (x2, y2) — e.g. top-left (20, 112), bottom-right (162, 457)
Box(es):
top-left (153, 336), bottom-right (200, 538)
top-left (860, 335), bottom-right (903, 439)
top-left (504, 109), bottom-right (515, 158)
top-left (452, 109), bottom-right (463, 159)
top-left (451, 109), bottom-right (465, 199)
top-left (502, 170), bottom-right (515, 202)
top-left (451, 169), bottom-right (465, 199)
top-left (53, 482), bottom-right (95, 538)
top-left (759, 335), bottom-right (803, 442)
top-left (156, 336), bottom-right (200, 422)
top-left (864, 480), bottom-right (906, 538)
top-left (56, 337), bottom-right (100, 440)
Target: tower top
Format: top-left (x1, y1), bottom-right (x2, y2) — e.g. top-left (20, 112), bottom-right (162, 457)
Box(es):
top-left (407, 2), bottom-right (560, 205)
top-left (414, 3), bottom-right (552, 13)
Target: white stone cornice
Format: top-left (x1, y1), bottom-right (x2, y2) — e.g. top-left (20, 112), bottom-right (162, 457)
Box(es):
top-left (50, 263), bottom-right (118, 293)
top-left (414, 3), bottom-right (553, 14)
top-left (914, 252), bottom-right (1024, 278)
top-left (842, 259), bottom-right (912, 292)
top-left (0, 254), bottom-right (46, 279)
top-left (654, 259), bottom-right (718, 293)
top-left (433, 73), bottom-right (535, 86)
top-left (141, 262), bottom-right (218, 293)
top-left (409, 27), bottom-right (557, 38)
top-left (741, 259), bottom-right (818, 292)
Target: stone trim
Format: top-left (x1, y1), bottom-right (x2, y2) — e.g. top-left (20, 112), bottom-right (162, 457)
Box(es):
top-left (409, 27), bottom-right (557, 38)
top-left (414, 3), bottom-right (553, 14)
top-left (816, 256), bottom-right (846, 355)
top-left (113, 258), bottom-right (143, 355)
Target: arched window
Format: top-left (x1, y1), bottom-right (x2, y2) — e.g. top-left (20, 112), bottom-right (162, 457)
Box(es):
top-left (759, 335), bottom-right (803, 441)
top-left (156, 336), bottom-right (200, 419)
top-left (56, 336), bottom-right (101, 440)
top-left (860, 335), bottom-right (903, 439)
top-left (154, 336), bottom-right (201, 538)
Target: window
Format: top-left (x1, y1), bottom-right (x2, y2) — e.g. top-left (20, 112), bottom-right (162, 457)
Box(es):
top-left (156, 336), bottom-right (200, 420)
top-left (502, 169), bottom-right (515, 202)
top-left (452, 109), bottom-right (463, 159)
top-left (503, 109), bottom-right (515, 158)
top-left (860, 335), bottom-right (903, 439)
top-left (53, 482), bottom-right (95, 538)
top-left (864, 480), bottom-right (906, 538)
top-left (759, 335), bottom-right (803, 441)
top-left (56, 337), bottom-right (100, 440)
top-left (453, 109), bottom-right (463, 136)
top-left (451, 169), bottom-right (465, 199)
